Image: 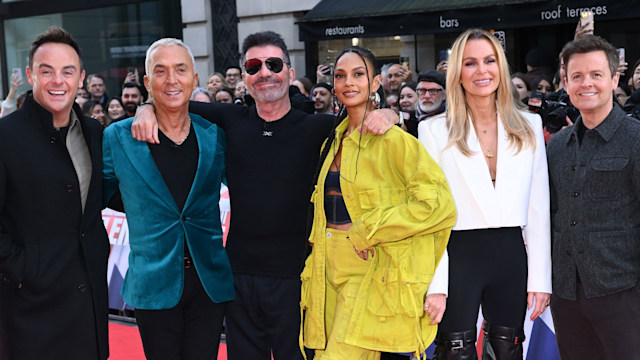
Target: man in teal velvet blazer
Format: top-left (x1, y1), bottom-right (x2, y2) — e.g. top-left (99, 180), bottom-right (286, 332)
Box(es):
top-left (102, 38), bottom-right (233, 359)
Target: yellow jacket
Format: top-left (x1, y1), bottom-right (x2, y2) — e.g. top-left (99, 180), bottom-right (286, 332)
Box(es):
top-left (301, 118), bottom-right (456, 355)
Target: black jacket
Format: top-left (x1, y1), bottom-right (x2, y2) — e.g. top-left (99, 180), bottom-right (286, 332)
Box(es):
top-left (547, 105), bottom-right (640, 300)
top-left (0, 93), bottom-right (110, 359)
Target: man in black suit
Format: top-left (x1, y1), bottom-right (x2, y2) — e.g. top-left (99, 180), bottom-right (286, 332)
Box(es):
top-left (0, 26), bottom-right (110, 359)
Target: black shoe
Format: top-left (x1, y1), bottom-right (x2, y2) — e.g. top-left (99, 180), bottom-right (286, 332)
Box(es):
top-left (433, 329), bottom-right (478, 360)
top-left (481, 321), bottom-right (525, 360)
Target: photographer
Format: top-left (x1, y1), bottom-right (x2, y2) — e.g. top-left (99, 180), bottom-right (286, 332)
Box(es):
top-left (528, 89), bottom-right (580, 143)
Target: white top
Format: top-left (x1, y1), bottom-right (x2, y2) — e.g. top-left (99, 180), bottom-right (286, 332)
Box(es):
top-left (1, 97), bottom-right (16, 118)
top-left (419, 111), bottom-right (552, 294)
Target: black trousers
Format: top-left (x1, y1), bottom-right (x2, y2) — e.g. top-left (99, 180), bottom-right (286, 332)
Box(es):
top-left (439, 227), bottom-right (528, 333)
top-left (134, 265), bottom-right (226, 360)
top-left (551, 284), bottom-right (640, 360)
top-left (226, 274), bottom-right (304, 360)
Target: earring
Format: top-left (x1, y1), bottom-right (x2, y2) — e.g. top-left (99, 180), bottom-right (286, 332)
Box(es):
top-left (370, 92), bottom-right (381, 109)
top-left (333, 96), bottom-right (341, 115)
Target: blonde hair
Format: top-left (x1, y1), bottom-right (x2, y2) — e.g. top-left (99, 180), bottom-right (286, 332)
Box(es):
top-left (445, 29), bottom-right (535, 156)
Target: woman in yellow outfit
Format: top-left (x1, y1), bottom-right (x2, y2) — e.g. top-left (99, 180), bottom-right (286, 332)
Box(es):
top-left (301, 46), bottom-right (457, 360)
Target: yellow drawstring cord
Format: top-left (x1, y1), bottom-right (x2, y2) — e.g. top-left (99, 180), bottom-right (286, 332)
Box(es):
top-left (300, 301), bottom-right (307, 360)
top-left (406, 282), bottom-right (426, 359)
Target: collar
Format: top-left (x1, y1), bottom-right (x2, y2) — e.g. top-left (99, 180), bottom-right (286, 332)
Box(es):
top-left (334, 116), bottom-right (375, 148)
top-left (22, 91), bottom-right (85, 132)
top-left (567, 104), bottom-right (625, 144)
top-left (64, 107), bottom-right (81, 130)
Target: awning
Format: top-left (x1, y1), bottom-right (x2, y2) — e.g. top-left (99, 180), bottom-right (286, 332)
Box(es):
top-left (298, 0), bottom-right (636, 41)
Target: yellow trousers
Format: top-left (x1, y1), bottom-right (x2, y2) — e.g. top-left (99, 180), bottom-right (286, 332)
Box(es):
top-left (314, 228), bottom-right (380, 360)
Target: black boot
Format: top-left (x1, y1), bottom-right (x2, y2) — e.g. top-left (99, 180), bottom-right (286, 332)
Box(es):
top-left (481, 321), bottom-right (525, 360)
top-left (433, 329), bottom-right (478, 360)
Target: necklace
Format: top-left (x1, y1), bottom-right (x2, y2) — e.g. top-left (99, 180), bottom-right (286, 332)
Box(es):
top-left (263, 120), bottom-right (274, 137)
top-left (477, 131), bottom-right (496, 158)
top-left (173, 118), bottom-right (191, 145)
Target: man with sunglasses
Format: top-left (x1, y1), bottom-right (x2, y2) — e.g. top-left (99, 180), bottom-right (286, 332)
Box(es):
top-left (131, 31), bottom-right (399, 360)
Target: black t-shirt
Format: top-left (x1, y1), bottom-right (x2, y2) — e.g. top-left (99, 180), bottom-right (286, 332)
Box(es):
top-left (147, 123), bottom-right (198, 212)
top-left (189, 101), bottom-right (333, 278)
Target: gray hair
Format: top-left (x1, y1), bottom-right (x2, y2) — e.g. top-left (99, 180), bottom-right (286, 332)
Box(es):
top-left (380, 63), bottom-right (393, 77)
top-left (145, 38), bottom-right (195, 75)
top-left (190, 87), bottom-right (213, 101)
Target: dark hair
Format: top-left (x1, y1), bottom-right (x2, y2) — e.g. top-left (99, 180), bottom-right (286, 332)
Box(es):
top-left (215, 87), bottom-right (234, 99)
top-left (295, 77), bottom-right (314, 95)
top-left (561, 35), bottom-right (619, 78)
top-left (334, 46), bottom-right (379, 75)
top-left (532, 75), bottom-right (554, 92)
top-left (241, 31), bottom-right (290, 64)
top-left (553, 68), bottom-right (562, 89)
top-left (122, 81), bottom-right (141, 92)
top-left (81, 100), bottom-right (100, 116)
top-left (122, 82), bottom-right (147, 102)
top-left (400, 81), bottom-right (417, 93)
top-left (225, 66), bottom-right (242, 74)
top-left (511, 72), bottom-right (532, 91)
top-left (107, 96), bottom-right (124, 108)
top-left (16, 92), bottom-right (27, 109)
top-left (29, 26), bottom-right (82, 69)
top-left (633, 59), bottom-right (640, 76)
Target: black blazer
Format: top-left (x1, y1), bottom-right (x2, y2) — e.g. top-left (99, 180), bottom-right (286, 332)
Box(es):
top-left (0, 93), bottom-right (110, 359)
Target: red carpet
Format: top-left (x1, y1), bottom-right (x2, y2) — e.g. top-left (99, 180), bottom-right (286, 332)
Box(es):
top-left (108, 322), bottom-right (228, 360)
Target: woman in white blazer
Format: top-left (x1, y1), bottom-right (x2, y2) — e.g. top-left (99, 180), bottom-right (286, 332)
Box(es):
top-left (418, 29), bottom-right (551, 360)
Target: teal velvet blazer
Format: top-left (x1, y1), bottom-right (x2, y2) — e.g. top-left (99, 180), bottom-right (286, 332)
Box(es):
top-left (102, 114), bottom-right (234, 309)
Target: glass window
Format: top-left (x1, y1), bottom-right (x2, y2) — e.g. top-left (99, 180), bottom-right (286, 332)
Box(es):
top-left (3, 0), bottom-right (181, 99)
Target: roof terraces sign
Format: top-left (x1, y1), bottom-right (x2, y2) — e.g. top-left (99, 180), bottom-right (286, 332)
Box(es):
top-left (299, 1), bottom-right (628, 41)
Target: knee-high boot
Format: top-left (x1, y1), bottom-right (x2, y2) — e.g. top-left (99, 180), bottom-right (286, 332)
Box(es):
top-left (481, 321), bottom-right (525, 360)
top-left (432, 330), bottom-right (478, 360)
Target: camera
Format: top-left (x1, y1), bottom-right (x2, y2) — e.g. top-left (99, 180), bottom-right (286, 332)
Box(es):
top-left (528, 90), bottom-right (580, 133)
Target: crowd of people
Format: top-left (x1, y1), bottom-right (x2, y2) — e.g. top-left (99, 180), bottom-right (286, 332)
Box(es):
top-left (0, 16), bottom-right (639, 360)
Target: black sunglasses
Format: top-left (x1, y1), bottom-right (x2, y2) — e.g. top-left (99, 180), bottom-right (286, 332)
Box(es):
top-left (244, 57), bottom-right (288, 75)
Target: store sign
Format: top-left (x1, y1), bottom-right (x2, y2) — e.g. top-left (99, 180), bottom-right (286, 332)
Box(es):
top-left (325, 24), bottom-right (365, 37)
top-left (540, 4), bottom-right (607, 20)
top-left (299, 1), bottom-right (629, 41)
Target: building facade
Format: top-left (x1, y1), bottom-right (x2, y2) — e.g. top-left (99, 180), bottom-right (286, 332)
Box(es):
top-left (2, 1), bottom-right (640, 99)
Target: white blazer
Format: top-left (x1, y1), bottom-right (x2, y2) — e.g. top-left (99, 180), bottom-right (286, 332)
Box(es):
top-left (419, 111), bottom-right (551, 294)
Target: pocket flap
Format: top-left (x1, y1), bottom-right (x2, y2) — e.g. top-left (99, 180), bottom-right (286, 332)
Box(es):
top-left (590, 157), bottom-right (628, 171)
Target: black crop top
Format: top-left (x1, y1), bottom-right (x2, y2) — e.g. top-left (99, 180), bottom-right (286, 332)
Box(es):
top-left (324, 171), bottom-right (352, 225)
